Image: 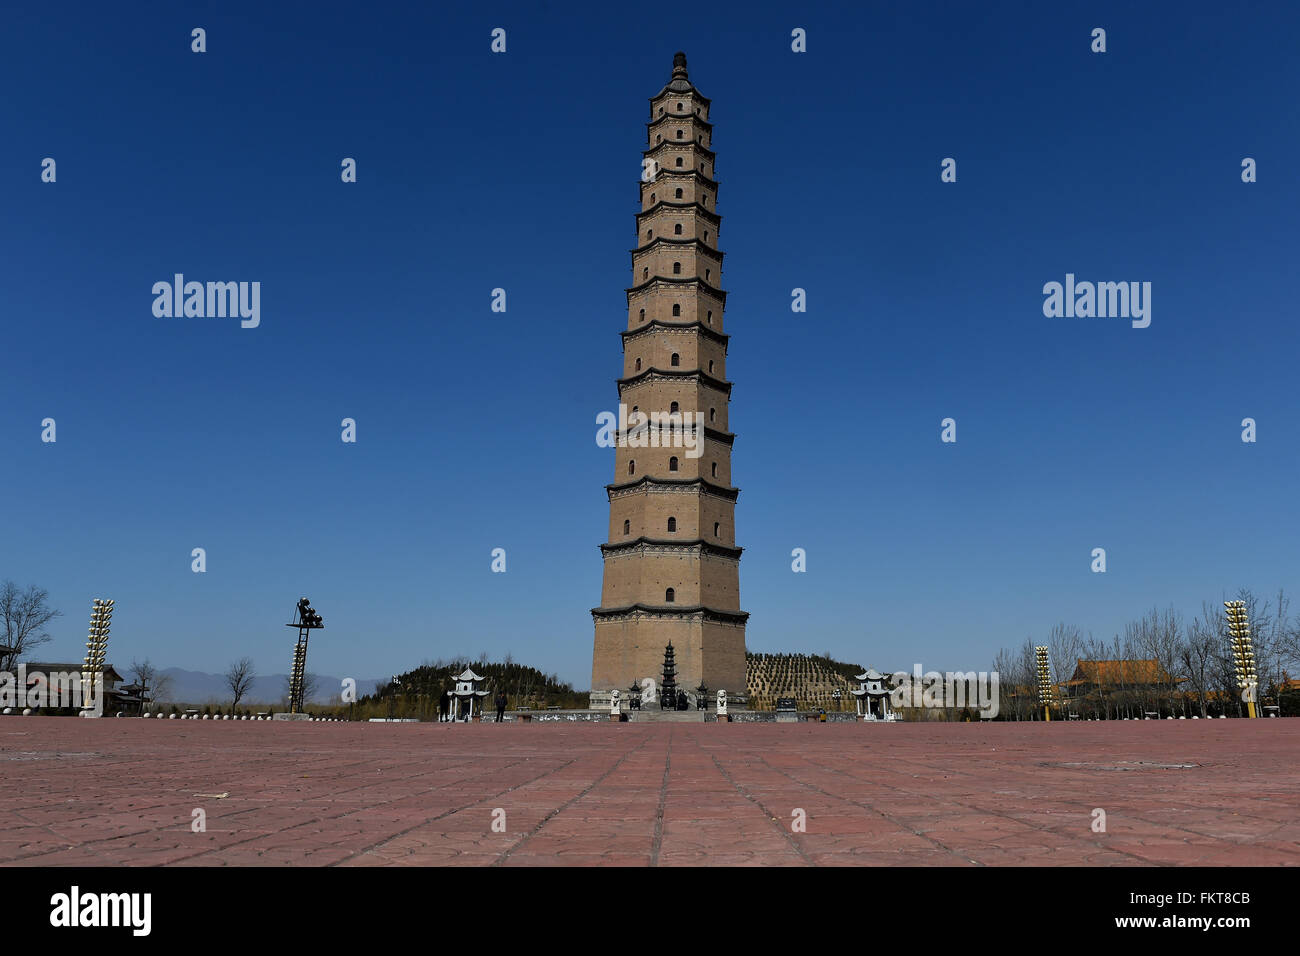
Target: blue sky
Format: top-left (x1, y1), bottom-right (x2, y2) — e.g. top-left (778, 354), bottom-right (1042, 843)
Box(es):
top-left (2, 1), bottom-right (1296, 688)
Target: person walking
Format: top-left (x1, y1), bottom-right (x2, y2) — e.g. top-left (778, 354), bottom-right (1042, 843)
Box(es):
top-left (495, 690), bottom-right (507, 723)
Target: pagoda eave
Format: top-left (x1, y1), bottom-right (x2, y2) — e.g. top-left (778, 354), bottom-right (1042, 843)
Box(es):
top-left (599, 536), bottom-right (744, 560)
top-left (617, 367), bottom-right (733, 394)
top-left (621, 320), bottom-right (730, 347)
top-left (592, 603), bottom-right (747, 625)
top-left (631, 237), bottom-right (725, 260)
top-left (649, 88), bottom-right (711, 106)
top-left (635, 202), bottom-right (721, 227)
top-left (647, 113), bottom-right (713, 132)
top-left (625, 277), bottom-right (728, 302)
top-left (605, 474), bottom-right (739, 501)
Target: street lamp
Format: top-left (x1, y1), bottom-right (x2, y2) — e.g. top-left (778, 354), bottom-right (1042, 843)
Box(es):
top-left (1225, 600), bottom-right (1258, 718)
top-left (1035, 645), bottom-right (1054, 722)
top-left (285, 597), bottom-right (324, 715)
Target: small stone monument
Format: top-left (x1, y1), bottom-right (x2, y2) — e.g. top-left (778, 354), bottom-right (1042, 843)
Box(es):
top-left (716, 689), bottom-right (728, 721)
top-left (610, 688), bottom-right (621, 720)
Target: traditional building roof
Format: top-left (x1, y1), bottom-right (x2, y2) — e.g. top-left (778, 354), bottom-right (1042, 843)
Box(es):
top-left (1066, 659), bottom-right (1178, 685)
top-left (25, 662), bottom-right (125, 683)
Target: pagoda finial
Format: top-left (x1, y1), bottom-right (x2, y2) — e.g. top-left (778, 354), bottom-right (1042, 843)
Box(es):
top-left (672, 51), bottom-right (688, 79)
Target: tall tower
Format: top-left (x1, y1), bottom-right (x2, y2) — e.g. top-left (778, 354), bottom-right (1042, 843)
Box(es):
top-left (591, 52), bottom-right (747, 702)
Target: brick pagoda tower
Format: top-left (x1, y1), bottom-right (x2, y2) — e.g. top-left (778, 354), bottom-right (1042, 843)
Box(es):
top-left (591, 52), bottom-right (747, 704)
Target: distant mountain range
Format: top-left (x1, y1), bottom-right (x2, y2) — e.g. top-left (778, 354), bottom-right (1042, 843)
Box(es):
top-left (159, 668), bottom-right (388, 706)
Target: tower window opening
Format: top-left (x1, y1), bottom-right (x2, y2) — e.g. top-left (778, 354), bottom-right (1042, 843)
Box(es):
top-left (676, 129), bottom-right (684, 139)
top-left (670, 401), bottom-right (679, 413)
top-left (667, 517), bottom-right (677, 532)
top-left (674, 223), bottom-right (682, 235)
top-left (714, 522), bottom-right (720, 536)
top-left (708, 360), bottom-right (714, 373)
top-left (675, 157), bottom-right (683, 167)
top-left (624, 519), bottom-right (631, 534)
top-left (672, 304), bottom-right (681, 316)
top-left (635, 357), bottom-right (642, 370)
top-left (709, 407), bottom-right (716, 422)
top-left (675, 188), bottom-right (683, 198)
top-left (665, 588), bottom-right (675, 603)
top-left (639, 308), bottom-right (645, 322)
top-left (628, 460), bottom-right (636, 475)
top-left (711, 462), bottom-right (717, 477)
top-left (670, 353), bottom-right (680, 367)
top-left (672, 261), bottom-right (681, 274)
top-left (706, 310), bottom-right (713, 324)
top-left (669, 456), bottom-right (679, 472)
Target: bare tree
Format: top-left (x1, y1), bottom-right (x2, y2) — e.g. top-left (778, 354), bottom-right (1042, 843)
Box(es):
top-left (1182, 607), bottom-right (1221, 719)
top-left (1047, 622), bottom-right (1085, 713)
top-left (0, 582), bottom-right (62, 672)
top-left (225, 657), bottom-right (256, 709)
top-left (282, 672), bottom-right (320, 706)
top-left (129, 658), bottom-right (173, 709)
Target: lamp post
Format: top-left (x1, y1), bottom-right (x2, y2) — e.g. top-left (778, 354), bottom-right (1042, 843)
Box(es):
top-left (1225, 600), bottom-right (1258, 718)
top-left (1035, 645), bottom-right (1054, 722)
top-left (285, 598), bottom-right (324, 715)
top-left (82, 598), bottom-right (113, 714)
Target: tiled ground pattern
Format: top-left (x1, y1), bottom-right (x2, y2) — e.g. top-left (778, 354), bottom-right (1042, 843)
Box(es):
top-left (2, 718), bottom-right (1296, 866)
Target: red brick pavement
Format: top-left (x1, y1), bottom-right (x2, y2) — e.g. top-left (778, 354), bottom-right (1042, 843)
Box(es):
top-left (1, 718), bottom-right (1296, 866)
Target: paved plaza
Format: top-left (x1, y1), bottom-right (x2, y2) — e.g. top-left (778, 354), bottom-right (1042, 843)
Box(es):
top-left (1, 718), bottom-right (1296, 866)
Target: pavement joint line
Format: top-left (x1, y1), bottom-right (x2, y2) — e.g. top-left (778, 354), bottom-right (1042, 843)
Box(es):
top-left (787, 747), bottom-right (1155, 866)
top-left (491, 734), bottom-right (656, 867)
top-left (648, 726), bottom-right (674, 866)
top-left (327, 755), bottom-right (578, 867)
top-left (5, 752), bottom-right (548, 866)
top-left (873, 749), bottom-right (1282, 859)
top-left (707, 749), bottom-right (813, 866)
top-left (740, 746), bottom-right (979, 865)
